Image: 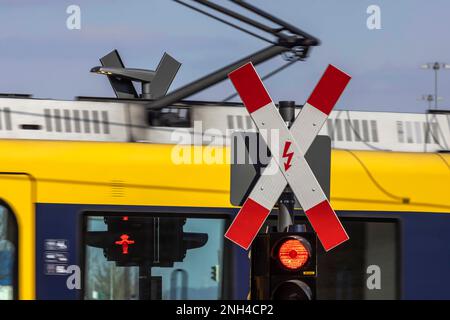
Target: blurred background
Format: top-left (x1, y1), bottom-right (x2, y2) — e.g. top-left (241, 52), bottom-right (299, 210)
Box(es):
top-left (1, 0), bottom-right (450, 112)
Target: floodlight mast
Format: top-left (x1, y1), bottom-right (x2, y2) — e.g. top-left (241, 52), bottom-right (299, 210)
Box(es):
top-left (147, 0), bottom-right (320, 110)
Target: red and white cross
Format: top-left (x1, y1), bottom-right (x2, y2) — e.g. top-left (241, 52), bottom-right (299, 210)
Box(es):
top-left (225, 63), bottom-right (351, 251)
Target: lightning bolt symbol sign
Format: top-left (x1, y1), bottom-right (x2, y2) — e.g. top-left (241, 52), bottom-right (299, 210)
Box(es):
top-left (282, 141), bottom-right (294, 171)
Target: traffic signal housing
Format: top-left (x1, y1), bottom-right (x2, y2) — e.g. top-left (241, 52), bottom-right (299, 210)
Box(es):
top-left (251, 231), bottom-right (317, 300)
top-left (85, 216), bottom-right (208, 267)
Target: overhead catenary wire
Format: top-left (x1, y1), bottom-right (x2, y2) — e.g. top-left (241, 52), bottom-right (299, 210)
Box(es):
top-left (344, 149), bottom-right (410, 204)
top-left (173, 0), bottom-right (277, 45)
top-left (436, 152), bottom-right (450, 170)
top-left (222, 59), bottom-right (297, 102)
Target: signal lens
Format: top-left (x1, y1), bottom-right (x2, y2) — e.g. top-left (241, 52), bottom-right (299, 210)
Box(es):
top-left (278, 238), bottom-right (309, 270)
top-left (272, 280), bottom-right (312, 300)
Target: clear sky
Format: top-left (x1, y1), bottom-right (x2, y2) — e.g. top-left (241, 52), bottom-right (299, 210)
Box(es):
top-left (1, 0), bottom-right (450, 113)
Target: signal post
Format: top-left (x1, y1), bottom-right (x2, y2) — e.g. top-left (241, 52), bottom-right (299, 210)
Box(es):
top-left (227, 62), bottom-right (351, 300)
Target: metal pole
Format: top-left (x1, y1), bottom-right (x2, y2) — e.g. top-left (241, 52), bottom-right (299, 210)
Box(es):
top-left (147, 45), bottom-right (289, 110)
top-left (142, 82), bottom-right (152, 100)
top-left (277, 101), bottom-right (296, 232)
top-left (170, 269), bottom-right (188, 300)
top-left (110, 264), bottom-right (114, 300)
top-left (435, 68), bottom-right (438, 109)
top-left (139, 262), bottom-right (151, 300)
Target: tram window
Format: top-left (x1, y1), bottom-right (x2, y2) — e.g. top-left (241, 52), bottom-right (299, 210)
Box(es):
top-left (0, 205), bottom-right (17, 300)
top-left (83, 214), bottom-right (227, 300)
top-left (266, 216), bottom-right (399, 299)
top-left (316, 218), bottom-right (399, 299)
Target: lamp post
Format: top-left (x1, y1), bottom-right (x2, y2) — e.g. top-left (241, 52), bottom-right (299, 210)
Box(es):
top-left (419, 94), bottom-right (443, 109)
top-left (420, 62), bottom-right (450, 109)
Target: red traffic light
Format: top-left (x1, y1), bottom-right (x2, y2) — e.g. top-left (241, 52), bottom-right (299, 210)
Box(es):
top-left (277, 237), bottom-right (310, 270)
top-left (115, 234), bottom-right (135, 254)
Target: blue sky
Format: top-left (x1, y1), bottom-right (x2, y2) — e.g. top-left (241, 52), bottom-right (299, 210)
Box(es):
top-left (1, 0), bottom-right (450, 113)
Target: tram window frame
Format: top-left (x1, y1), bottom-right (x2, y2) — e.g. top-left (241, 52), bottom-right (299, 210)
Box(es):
top-left (80, 210), bottom-right (234, 300)
top-left (0, 201), bottom-right (18, 300)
